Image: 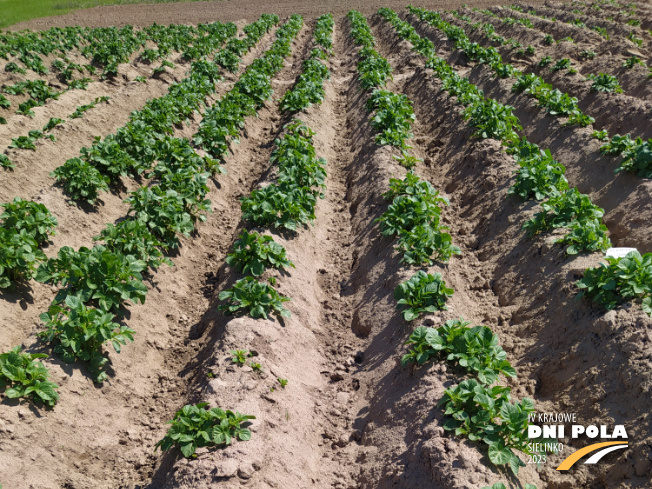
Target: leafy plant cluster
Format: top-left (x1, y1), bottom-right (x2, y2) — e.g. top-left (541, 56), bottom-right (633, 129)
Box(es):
top-left (366, 89), bottom-right (415, 149)
top-left (506, 137), bottom-right (569, 201)
top-left (402, 318), bottom-right (517, 384)
top-left (195, 15), bottom-right (302, 161)
top-left (219, 276), bottom-right (291, 320)
top-left (378, 172), bottom-right (460, 266)
top-left (523, 188), bottom-right (611, 255)
top-left (587, 72), bottom-right (623, 93)
top-left (393, 270), bottom-right (454, 321)
top-left (279, 14), bottom-right (333, 113)
top-left (155, 403), bottom-right (255, 458)
top-left (600, 133), bottom-right (652, 178)
top-left (226, 230), bottom-right (294, 277)
top-left (0, 346), bottom-right (59, 407)
top-left (440, 379), bottom-right (544, 476)
top-left (0, 197), bottom-right (57, 288)
top-left (577, 251), bottom-right (652, 317)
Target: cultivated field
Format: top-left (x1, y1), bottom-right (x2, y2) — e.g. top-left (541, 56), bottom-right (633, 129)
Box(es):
top-left (0, 2), bottom-right (651, 489)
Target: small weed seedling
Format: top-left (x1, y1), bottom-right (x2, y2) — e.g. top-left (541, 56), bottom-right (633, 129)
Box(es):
top-left (231, 349), bottom-right (251, 366)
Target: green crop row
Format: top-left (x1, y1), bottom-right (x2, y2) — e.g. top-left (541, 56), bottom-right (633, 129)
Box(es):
top-left (32, 16), bottom-right (299, 384)
top-left (0, 199), bottom-right (60, 407)
top-left (599, 133), bottom-right (652, 178)
top-left (221, 138), bottom-right (320, 315)
top-left (379, 173), bottom-right (460, 266)
top-left (455, 7), bottom-right (651, 178)
top-left (279, 14), bottom-right (333, 114)
top-left (375, 7), bottom-right (564, 477)
top-left (195, 15), bottom-right (302, 160)
top-left (50, 16), bottom-right (277, 200)
top-left (383, 7), bottom-right (611, 257)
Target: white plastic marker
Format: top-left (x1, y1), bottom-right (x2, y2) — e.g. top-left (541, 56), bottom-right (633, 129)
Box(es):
top-left (605, 248), bottom-right (638, 259)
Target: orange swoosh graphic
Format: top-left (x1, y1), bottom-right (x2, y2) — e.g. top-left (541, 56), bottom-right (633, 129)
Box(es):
top-left (556, 441), bottom-right (628, 471)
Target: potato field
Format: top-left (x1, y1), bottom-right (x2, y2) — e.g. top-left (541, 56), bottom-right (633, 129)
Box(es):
top-left (0, 1), bottom-right (651, 488)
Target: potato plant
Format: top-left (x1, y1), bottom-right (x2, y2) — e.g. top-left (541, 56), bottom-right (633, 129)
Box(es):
top-left (0, 229), bottom-right (46, 288)
top-left (155, 403), bottom-right (255, 458)
top-left (39, 295), bottom-right (135, 383)
top-left (440, 379), bottom-right (542, 476)
top-left (35, 245), bottom-right (148, 312)
top-left (226, 230), bottom-right (294, 277)
top-left (1, 197), bottom-right (57, 246)
top-left (523, 188), bottom-right (611, 255)
top-left (577, 251), bottom-right (652, 316)
top-left (394, 270), bottom-right (453, 321)
top-left (0, 346), bottom-right (59, 407)
top-left (402, 318), bottom-right (517, 385)
top-left (93, 219), bottom-right (173, 271)
top-left (51, 158), bottom-right (109, 205)
top-left (379, 173), bottom-right (459, 265)
top-left (218, 276), bottom-right (291, 320)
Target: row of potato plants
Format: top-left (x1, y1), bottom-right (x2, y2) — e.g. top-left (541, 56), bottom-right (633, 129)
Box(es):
top-left (0, 16), bottom-right (288, 406)
top-left (348, 10), bottom-right (459, 271)
top-left (193, 15), bottom-right (303, 161)
top-left (50, 16), bottom-right (278, 203)
top-left (374, 8), bottom-right (558, 481)
top-left (509, 3), bottom-right (646, 46)
top-left (398, 7), bottom-right (652, 317)
top-left (279, 13), bottom-right (334, 113)
top-left (219, 17), bottom-right (331, 322)
top-left (0, 198), bottom-right (60, 406)
top-left (220, 119), bottom-right (325, 320)
top-left (419, 7), bottom-right (652, 179)
top-left (457, 9), bottom-right (630, 94)
top-left (1, 97), bottom-right (110, 169)
top-left (0, 21), bottom-right (238, 79)
top-left (159, 20), bottom-right (327, 458)
top-left (399, 6), bottom-right (613, 256)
